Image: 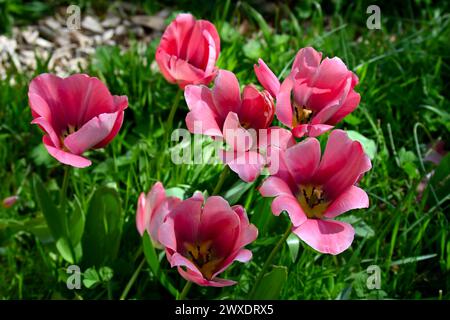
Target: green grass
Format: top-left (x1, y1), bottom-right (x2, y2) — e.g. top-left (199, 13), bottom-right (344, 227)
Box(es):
top-left (0, 0), bottom-right (449, 299)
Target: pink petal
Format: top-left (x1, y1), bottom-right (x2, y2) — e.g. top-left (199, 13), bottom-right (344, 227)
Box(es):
top-left (324, 186), bottom-right (369, 218)
top-left (271, 195), bottom-right (307, 227)
top-left (292, 219), bottom-right (355, 255)
top-left (312, 57), bottom-right (350, 89)
top-left (284, 138), bottom-right (321, 184)
top-left (328, 90), bottom-right (361, 125)
top-left (292, 47), bottom-right (322, 78)
top-left (306, 124), bottom-right (334, 137)
top-left (259, 176), bottom-right (295, 198)
top-left (239, 85), bottom-right (275, 130)
top-left (275, 75), bottom-right (294, 127)
top-left (170, 196), bottom-right (204, 245)
top-left (31, 117), bottom-right (61, 149)
top-left (200, 196), bottom-right (241, 256)
top-left (185, 105), bottom-right (223, 137)
top-left (231, 205), bottom-right (258, 247)
top-left (94, 95), bottom-right (128, 148)
top-left (42, 135), bottom-right (91, 168)
top-left (64, 112), bottom-right (119, 155)
top-left (223, 150), bottom-right (265, 183)
top-left (254, 58), bottom-right (280, 98)
top-left (212, 70), bottom-right (241, 119)
top-left (136, 192), bottom-right (148, 236)
top-left (223, 112), bottom-right (254, 151)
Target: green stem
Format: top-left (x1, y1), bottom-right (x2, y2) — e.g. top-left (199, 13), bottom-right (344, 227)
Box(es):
top-left (166, 88), bottom-right (183, 135)
top-left (120, 257), bottom-right (146, 300)
top-left (212, 166), bottom-right (229, 195)
top-left (177, 281), bottom-right (192, 300)
top-left (60, 166), bottom-right (70, 208)
top-left (60, 167), bottom-right (76, 263)
top-left (249, 223), bottom-right (292, 299)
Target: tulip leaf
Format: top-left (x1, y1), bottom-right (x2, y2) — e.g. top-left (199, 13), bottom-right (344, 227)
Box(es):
top-left (251, 266), bottom-right (288, 300)
top-left (427, 153), bottom-right (450, 205)
top-left (346, 130), bottom-right (377, 160)
top-left (82, 187), bottom-right (123, 267)
top-left (286, 233), bottom-right (300, 263)
top-left (68, 198), bottom-right (85, 246)
top-left (142, 232), bottom-right (178, 297)
top-left (32, 174), bottom-right (64, 240)
top-left (223, 180), bottom-right (254, 205)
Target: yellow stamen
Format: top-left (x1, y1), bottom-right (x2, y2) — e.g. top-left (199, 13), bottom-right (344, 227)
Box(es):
top-left (292, 103), bottom-right (313, 127)
top-left (184, 240), bottom-right (223, 280)
top-left (298, 185), bottom-right (329, 218)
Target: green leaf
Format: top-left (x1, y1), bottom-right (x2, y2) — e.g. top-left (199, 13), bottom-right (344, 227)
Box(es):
top-left (142, 232), bottom-right (178, 297)
top-left (83, 267), bottom-right (100, 289)
top-left (286, 233), bottom-right (300, 263)
top-left (81, 187), bottom-right (123, 267)
top-left (32, 174), bottom-right (64, 240)
top-left (223, 180), bottom-right (254, 205)
top-left (346, 130), bottom-right (377, 160)
top-left (339, 215), bottom-right (375, 239)
top-left (242, 3), bottom-right (272, 43)
top-left (252, 266), bottom-right (288, 300)
top-left (99, 266), bottom-right (114, 282)
top-left (428, 153), bottom-right (450, 205)
top-left (243, 39), bottom-right (263, 60)
top-left (68, 198), bottom-right (85, 246)
top-left (55, 238), bottom-right (81, 264)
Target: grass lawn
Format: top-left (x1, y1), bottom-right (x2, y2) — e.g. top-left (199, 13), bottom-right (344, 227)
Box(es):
top-left (0, 0), bottom-right (449, 300)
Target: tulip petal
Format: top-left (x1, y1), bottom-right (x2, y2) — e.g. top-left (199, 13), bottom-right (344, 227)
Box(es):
top-left (259, 176), bottom-right (295, 197)
top-left (64, 112), bottom-right (119, 155)
top-left (136, 193), bottom-right (148, 236)
top-left (292, 47), bottom-right (322, 78)
top-left (276, 75), bottom-right (294, 127)
top-left (292, 219), bottom-right (355, 255)
top-left (254, 58), bottom-right (280, 98)
top-left (324, 186), bottom-right (369, 218)
top-left (31, 117), bottom-right (61, 149)
top-left (42, 135), bottom-right (91, 168)
top-left (223, 150), bottom-right (265, 183)
top-left (284, 138), bottom-right (321, 184)
top-left (271, 195), bottom-right (307, 227)
top-left (212, 70), bottom-right (241, 118)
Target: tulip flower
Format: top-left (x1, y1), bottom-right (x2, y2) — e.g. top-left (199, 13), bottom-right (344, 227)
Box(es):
top-left (155, 13), bottom-right (220, 89)
top-left (136, 182), bottom-right (181, 248)
top-left (256, 47), bottom-right (360, 138)
top-left (185, 69), bottom-right (293, 182)
top-left (28, 73), bottom-right (128, 168)
top-left (260, 130), bottom-right (371, 254)
top-left (2, 195), bottom-right (18, 208)
top-left (158, 193), bottom-right (258, 287)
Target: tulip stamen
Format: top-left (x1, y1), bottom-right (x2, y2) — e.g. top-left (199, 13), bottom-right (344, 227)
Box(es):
top-left (298, 185), bottom-right (329, 218)
top-left (184, 241), bottom-right (223, 280)
top-left (293, 103), bottom-right (313, 127)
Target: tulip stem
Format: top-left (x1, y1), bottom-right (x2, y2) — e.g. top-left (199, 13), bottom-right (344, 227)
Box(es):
top-left (60, 167), bottom-right (77, 263)
top-left (166, 88), bottom-right (183, 135)
top-left (60, 166), bottom-right (70, 208)
top-left (177, 281), bottom-right (192, 300)
top-left (212, 166), bottom-right (229, 195)
top-left (249, 222), bottom-right (292, 299)
top-left (120, 257), bottom-right (146, 300)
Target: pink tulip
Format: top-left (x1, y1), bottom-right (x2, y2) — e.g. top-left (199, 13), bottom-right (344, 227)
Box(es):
top-left (257, 47), bottom-right (360, 138)
top-left (260, 130), bottom-right (372, 254)
top-left (136, 182), bottom-right (181, 248)
top-left (2, 195), bottom-right (18, 208)
top-left (28, 73), bottom-right (128, 168)
top-left (185, 69), bottom-right (293, 182)
top-left (158, 193), bottom-right (258, 287)
top-left (155, 13), bottom-right (220, 89)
